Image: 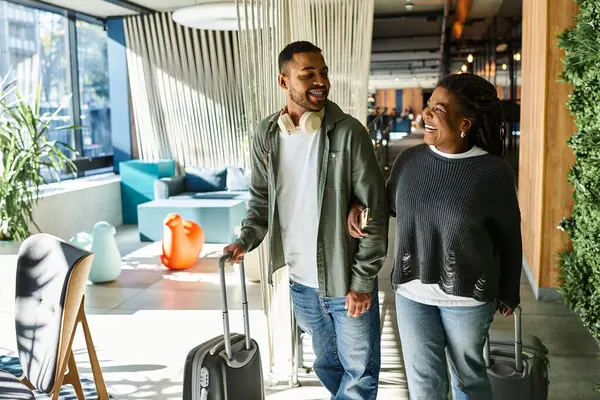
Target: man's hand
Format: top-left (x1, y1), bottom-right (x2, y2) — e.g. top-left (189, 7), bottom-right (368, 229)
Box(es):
top-left (345, 291), bottom-right (372, 318)
top-left (347, 204), bottom-right (368, 239)
top-left (223, 243), bottom-right (247, 264)
top-left (497, 301), bottom-right (514, 317)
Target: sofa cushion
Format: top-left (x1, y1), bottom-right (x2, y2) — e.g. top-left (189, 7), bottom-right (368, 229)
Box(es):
top-left (185, 166), bottom-right (227, 192)
top-left (226, 166), bottom-right (251, 191)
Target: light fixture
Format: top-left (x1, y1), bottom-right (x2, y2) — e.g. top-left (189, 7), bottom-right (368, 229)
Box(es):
top-left (395, 77), bottom-right (399, 81)
top-left (502, 63), bottom-right (507, 70)
top-left (172, 1), bottom-right (259, 31)
top-left (367, 96), bottom-right (375, 103)
top-left (513, 52), bottom-right (521, 61)
top-left (405, 1), bottom-right (415, 11)
top-left (461, 64), bottom-right (468, 73)
top-left (467, 54), bottom-right (474, 63)
top-left (496, 43), bottom-right (508, 52)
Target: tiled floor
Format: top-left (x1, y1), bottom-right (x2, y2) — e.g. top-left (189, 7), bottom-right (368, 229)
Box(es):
top-left (0, 233), bottom-right (271, 400)
top-left (0, 136), bottom-right (598, 399)
top-left (1, 223), bottom-right (598, 399)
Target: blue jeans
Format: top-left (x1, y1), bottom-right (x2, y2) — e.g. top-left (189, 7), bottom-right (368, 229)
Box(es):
top-left (395, 293), bottom-right (495, 400)
top-left (290, 280), bottom-right (381, 400)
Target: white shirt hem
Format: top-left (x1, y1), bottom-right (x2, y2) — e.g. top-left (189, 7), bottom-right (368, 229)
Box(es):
top-left (396, 284), bottom-right (487, 307)
top-left (289, 274), bottom-right (319, 289)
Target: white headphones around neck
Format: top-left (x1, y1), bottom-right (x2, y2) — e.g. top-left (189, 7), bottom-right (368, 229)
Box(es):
top-left (277, 107), bottom-right (324, 134)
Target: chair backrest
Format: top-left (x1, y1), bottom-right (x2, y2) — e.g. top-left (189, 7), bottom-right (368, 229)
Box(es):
top-left (14, 234), bottom-right (93, 393)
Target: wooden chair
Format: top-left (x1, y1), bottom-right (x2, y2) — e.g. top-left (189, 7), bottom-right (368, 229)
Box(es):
top-left (0, 233), bottom-right (109, 399)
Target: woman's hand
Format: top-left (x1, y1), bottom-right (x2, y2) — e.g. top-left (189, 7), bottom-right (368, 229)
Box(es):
top-left (348, 204), bottom-right (367, 238)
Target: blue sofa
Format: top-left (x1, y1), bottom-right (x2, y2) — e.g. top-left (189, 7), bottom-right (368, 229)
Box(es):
top-left (137, 165), bottom-right (251, 243)
top-left (154, 175), bottom-right (250, 203)
top-left (120, 159), bottom-right (175, 224)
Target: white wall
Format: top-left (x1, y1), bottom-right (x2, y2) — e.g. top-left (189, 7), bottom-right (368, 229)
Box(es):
top-left (31, 174), bottom-right (123, 242)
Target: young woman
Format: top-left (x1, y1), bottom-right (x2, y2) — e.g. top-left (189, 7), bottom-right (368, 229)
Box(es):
top-left (348, 73), bottom-right (522, 400)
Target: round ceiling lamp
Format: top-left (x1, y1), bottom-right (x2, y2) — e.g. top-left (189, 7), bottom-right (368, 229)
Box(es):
top-left (172, 1), bottom-right (240, 31)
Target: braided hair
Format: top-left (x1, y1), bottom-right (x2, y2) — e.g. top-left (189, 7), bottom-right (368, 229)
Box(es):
top-left (437, 73), bottom-right (507, 158)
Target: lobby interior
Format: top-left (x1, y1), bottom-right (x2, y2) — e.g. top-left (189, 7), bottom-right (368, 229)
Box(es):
top-left (0, 0), bottom-right (598, 399)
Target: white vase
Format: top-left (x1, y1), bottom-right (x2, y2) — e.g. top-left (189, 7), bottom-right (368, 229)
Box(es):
top-left (88, 222), bottom-right (122, 284)
top-left (69, 222), bottom-right (122, 283)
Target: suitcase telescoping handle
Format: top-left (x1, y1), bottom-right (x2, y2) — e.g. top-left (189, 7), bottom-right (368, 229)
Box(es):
top-left (219, 253), bottom-right (252, 361)
top-left (484, 305), bottom-right (523, 373)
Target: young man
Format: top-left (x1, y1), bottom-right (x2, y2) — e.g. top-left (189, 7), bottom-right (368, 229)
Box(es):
top-left (224, 41), bottom-right (388, 399)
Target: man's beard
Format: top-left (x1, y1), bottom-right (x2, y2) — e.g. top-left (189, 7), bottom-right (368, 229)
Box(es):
top-left (289, 86), bottom-right (326, 111)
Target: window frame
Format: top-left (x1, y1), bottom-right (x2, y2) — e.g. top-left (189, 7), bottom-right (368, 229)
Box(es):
top-left (5, 0), bottom-right (113, 177)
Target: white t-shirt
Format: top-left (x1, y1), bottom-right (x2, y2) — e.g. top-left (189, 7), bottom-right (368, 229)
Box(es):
top-left (276, 128), bottom-right (320, 288)
top-left (395, 145), bottom-right (489, 307)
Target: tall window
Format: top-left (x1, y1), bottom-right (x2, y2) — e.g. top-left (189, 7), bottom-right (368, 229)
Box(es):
top-left (1, 1), bottom-right (74, 154)
top-left (0, 0), bottom-right (113, 180)
top-left (77, 20), bottom-right (112, 158)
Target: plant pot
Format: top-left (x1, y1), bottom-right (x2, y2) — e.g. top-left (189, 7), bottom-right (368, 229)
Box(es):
top-left (0, 240), bottom-right (22, 256)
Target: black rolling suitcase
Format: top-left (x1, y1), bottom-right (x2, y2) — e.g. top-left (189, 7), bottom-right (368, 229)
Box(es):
top-left (183, 254), bottom-right (264, 400)
top-left (484, 306), bottom-right (550, 400)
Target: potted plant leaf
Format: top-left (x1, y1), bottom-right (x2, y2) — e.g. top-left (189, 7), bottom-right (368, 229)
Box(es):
top-left (0, 71), bottom-right (78, 254)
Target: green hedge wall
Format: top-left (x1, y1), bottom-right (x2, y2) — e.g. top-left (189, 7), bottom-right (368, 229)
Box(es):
top-left (557, 0), bottom-right (600, 344)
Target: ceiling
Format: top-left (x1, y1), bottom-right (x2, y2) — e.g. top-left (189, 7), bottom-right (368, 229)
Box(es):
top-left (369, 0), bottom-right (522, 89)
top-left (37, 0), bottom-right (201, 17)
top-left (375, 0), bottom-right (448, 15)
top-left (40, 0), bottom-right (454, 18)
top-left (36, 0), bottom-right (522, 89)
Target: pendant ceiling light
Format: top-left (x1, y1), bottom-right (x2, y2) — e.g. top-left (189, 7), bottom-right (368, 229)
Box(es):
top-left (172, 1), bottom-right (239, 31)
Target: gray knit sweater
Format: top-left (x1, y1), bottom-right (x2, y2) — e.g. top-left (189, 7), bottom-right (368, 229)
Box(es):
top-left (388, 144), bottom-right (522, 309)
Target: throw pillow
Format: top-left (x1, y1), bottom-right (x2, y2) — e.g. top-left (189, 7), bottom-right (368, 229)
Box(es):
top-left (185, 166), bottom-right (227, 192)
top-left (226, 166), bottom-right (251, 191)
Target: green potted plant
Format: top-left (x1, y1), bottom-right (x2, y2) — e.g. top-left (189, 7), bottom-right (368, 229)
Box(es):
top-left (557, 3), bottom-right (600, 380)
top-left (0, 72), bottom-right (77, 254)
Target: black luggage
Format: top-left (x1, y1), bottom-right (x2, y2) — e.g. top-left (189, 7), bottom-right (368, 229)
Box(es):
top-left (484, 306), bottom-right (550, 400)
top-left (183, 254), bottom-right (264, 400)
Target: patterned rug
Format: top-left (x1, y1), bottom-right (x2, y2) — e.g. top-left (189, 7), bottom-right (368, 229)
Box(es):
top-left (0, 356), bottom-right (112, 399)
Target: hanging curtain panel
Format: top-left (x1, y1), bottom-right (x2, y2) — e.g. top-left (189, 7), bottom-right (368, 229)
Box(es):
top-left (235, 0), bottom-right (295, 386)
top-left (236, 0), bottom-right (288, 139)
top-left (236, 0), bottom-right (375, 131)
top-left (235, 0), bottom-right (375, 387)
top-left (289, 0), bottom-right (374, 125)
top-left (123, 13), bottom-right (247, 170)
